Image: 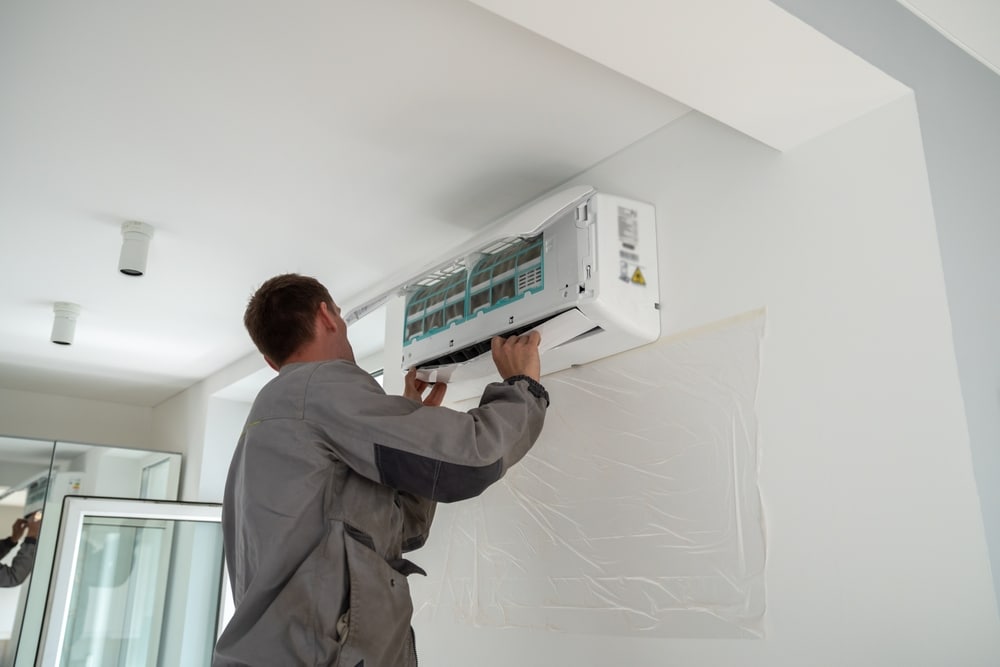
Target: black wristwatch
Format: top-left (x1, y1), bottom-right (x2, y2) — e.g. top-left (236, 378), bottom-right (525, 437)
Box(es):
top-left (504, 375), bottom-right (550, 407)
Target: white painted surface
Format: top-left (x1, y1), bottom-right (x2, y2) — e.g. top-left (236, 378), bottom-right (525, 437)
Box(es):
top-left (0, 387), bottom-right (153, 450)
top-left (0, 0), bottom-right (918, 406)
top-left (200, 398), bottom-right (251, 504)
top-left (0, 0), bottom-right (688, 406)
top-left (775, 0), bottom-right (1000, 613)
top-left (404, 97), bottom-right (1000, 664)
top-left (898, 0), bottom-right (1000, 75)
top-left (469, 0), bottom-right (910, 149)
top-left (151, 351), bottom-right (263, 501)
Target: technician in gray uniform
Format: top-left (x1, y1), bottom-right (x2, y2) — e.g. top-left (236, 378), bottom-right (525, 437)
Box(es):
top-left (0, 517), bottom-right (39, 587)
top-left (213, 273), bottom-right (549, 667)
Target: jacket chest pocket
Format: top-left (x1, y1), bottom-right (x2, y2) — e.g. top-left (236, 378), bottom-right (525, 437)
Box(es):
top-left (336, 528), bottom-right (415, 667)
top-left (327, 468), bottom-right (404, 554)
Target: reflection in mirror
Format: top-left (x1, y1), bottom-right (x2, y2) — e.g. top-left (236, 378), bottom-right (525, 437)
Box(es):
top-left (0, 437), bottom-right (54, 665)
top-left (0, 439), bottom-right (181, 667)
top-left (0, 513), bottom-right (42, 586)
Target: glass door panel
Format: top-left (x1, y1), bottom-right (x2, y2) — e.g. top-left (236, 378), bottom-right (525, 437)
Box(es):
top-left (36, 498), bottom-right (223, 667)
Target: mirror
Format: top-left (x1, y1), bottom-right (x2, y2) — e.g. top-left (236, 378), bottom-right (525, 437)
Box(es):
top-left (0, 436), bottom-right (181, 667)
top-left (0, 436), bottom-right (53, 664)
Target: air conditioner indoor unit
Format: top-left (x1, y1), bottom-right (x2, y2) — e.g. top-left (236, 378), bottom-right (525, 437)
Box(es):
top-left (379, 185), bottom-right (660, 395)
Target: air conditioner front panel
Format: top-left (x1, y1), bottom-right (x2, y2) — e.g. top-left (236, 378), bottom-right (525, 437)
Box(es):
top-left (402, 205), bottom-right (586, 371)
top-left (401, 190), bottom-right (659, 392)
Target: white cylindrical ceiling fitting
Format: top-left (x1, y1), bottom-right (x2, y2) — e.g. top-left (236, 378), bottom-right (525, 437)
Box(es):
top-left (119, 221), bottom-right (155, 276)
top-left (51, 302), bottom-right (81, 345)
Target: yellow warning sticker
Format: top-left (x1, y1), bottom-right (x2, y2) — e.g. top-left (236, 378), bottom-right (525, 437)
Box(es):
top-left (631, 267), bottom-right (646, 286)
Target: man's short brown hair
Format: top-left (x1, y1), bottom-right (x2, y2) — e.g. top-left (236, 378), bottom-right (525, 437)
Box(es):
top-left (244, 274), bottom-right (335, 366)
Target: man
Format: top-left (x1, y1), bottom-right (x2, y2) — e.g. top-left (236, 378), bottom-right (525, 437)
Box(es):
top-left (0, 515), bottom-right (40, 587)
top-left (213, 273), bottom-right (548, 667)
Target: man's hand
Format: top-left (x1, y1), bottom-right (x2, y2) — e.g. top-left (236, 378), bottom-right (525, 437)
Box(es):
top-left (404, 368), bottom-right (447, 407)
top-left (26, 515), bottom-right (41, 539)
top-left (491, 331), bottom-right (541, 381)
top-left (10, 518), bottom-right (27, 541)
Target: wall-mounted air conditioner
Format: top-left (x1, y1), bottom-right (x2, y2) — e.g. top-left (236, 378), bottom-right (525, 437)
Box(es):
top-left (376, 186), bottom-right (660, 395)
top-left (344, 186), bottom-right (660, 398)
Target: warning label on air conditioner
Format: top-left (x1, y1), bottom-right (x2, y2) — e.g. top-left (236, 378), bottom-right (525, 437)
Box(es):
top-left (618, 206), bottom-right (638, 249)
top-left (617, 207), bottom-right (646, 286)
top-left (619, 260), bottom-right (647, 286)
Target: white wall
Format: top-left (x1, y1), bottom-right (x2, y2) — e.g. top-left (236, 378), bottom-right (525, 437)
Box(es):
top-left (408, 96), bottom-right (1000, 664)
top-left (200, 397), bottom-right (251, 503)
top-left (0, 390), bottom-right (194, 509)
top-left (775, 0), bottom-right (1000, 616)
top-left (152, 353), bottom-right (259, 502)
top-left (153, 384), bottom-right (208, 502)
top-left (0, 387), bottom-right (153, 450)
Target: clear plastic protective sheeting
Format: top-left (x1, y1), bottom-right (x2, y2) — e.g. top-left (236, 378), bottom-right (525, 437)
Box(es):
top-left (411, 311), bottom-right (767, 638)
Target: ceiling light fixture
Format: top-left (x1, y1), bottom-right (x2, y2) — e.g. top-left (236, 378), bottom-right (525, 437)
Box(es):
top-left (51, 302), bottom-right (81, 345)
top-left (118, 221), bottom-right (154, 276)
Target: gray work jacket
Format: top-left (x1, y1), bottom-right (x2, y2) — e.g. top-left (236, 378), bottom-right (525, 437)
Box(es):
top-left (213, 360), bottom-right (548, 667)
top-left (0, 536), bottom-right (36, 587)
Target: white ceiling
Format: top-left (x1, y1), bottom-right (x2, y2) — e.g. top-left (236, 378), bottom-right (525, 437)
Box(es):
top-left (0, 0), bottom-right (906, 409)
top-left (469, 0), bottom-right (909, 150)
top-left (0, 0), bottom-right (689, 406)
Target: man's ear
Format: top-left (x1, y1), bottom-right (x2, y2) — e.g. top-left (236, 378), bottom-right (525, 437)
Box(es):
top-left (317, 301), bottom-right (341, 334)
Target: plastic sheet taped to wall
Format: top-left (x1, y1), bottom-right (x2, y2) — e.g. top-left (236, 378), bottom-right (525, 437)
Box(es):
top-left (410, 311), bottom-right (766, 638)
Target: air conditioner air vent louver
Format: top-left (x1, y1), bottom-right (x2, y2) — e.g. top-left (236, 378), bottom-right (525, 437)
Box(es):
top-left (417, 311), bottom-right (568, 370)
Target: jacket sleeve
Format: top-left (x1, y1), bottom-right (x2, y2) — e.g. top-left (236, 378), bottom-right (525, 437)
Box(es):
top-left (398, 492), bottom-right (436, 552)
top-left (302, 362), bottom-right (549, 503)
top-left (0, 538), bottom-right (37, 587)
top-left (0, 537), bottom-right (13, 561)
